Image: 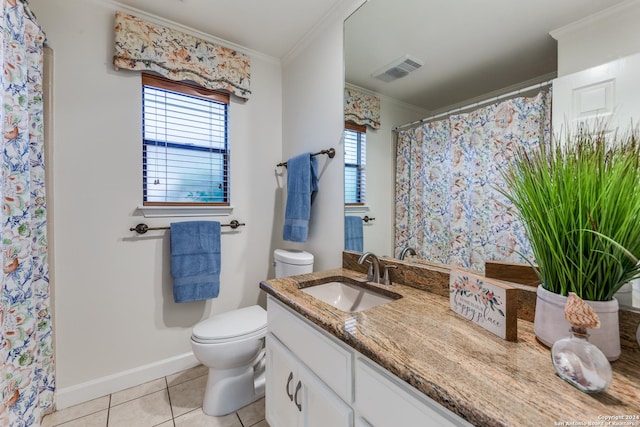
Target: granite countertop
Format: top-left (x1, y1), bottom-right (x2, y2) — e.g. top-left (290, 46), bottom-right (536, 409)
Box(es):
top-left (259, 268), bottom-right (640, 427)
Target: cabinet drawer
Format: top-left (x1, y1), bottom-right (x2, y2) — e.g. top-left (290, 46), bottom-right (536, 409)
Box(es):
top-left (267, 296), bottom-right (353, 403)
top-left (355, 357), bottom-right (472, 427)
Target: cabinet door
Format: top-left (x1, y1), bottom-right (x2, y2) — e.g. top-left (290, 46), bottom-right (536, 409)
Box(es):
top-left (268, 297), bottom-right (353, 403)
top-left (266, 334), bottom-right (299, 427)
top-left (299, 362), bottom-right (353, 427)
top-left (267, 332), bottom-right (353, 427)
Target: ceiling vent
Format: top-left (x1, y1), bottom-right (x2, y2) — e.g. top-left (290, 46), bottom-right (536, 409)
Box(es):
top-left (372, 55), bottom-right (423, 82)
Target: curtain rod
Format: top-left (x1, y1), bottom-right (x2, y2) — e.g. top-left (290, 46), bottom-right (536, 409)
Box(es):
top-left (393, 79), bottom-right (554, 132)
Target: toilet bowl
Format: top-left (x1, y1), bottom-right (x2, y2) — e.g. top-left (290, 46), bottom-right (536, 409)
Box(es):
top-left (190, 305), bottom-right (267, 416)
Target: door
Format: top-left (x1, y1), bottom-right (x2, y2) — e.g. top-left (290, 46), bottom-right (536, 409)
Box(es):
top-left (552, 51), bottom-right (640, 135)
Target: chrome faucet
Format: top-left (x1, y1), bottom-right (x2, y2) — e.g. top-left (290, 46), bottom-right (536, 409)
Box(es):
top-left (399, 246), bottom-right (417, 260)
top-left (358, 252), bottom-right (381, 283)
top-left (358, 252), bottom-right (396, 285)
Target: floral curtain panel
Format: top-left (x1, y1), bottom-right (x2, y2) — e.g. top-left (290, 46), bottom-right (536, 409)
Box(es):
top-left (344, 87), bottom-right (380, 130)
top-left (114, 11), bottom-right (251, 100)
top-left (395, 91), bottom-right (551, 271)
top-left (395, 120), bottom-right (453, 260)
top-left (1, 0), bottom-right (53, 424)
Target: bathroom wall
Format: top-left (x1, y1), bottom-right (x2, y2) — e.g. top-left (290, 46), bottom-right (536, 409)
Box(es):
top-left (552, 0), bottom-right (640, 76)
top-left (30, 0), bottom-right (284, 408)
top-left (550, 1), bottom-right (640, 136)
top-left (29, 0), bottom-right (640, 412)
top-left (360, 93), bottom-right (426, 257)
top-left (279, 0), bottom-right (366, 271)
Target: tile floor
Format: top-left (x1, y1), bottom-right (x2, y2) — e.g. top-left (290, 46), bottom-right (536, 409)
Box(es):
top-left (42, 365), bottom-right (269, 427)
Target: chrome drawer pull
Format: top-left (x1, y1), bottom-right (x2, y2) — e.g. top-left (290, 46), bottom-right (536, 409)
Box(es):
top-left (286, 372), bottom-right (294, 401)
top-left (294, 380), bottom-right (302, 411)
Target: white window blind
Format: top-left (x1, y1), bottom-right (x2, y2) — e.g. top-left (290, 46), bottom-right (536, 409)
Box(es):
top-left (142, 74), bottom-right (230, 205)
top-left (344, 124), bottom-right (366, 204)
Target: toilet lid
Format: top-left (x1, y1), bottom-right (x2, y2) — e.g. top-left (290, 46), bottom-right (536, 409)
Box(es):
top-left (274, 249), bottom-right (314, 265)
top-left (192, 305), bottom-right (267, 341)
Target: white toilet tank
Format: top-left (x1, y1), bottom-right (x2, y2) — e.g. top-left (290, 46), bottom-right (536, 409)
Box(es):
top-left (274, 249), bottom-right (314, 278)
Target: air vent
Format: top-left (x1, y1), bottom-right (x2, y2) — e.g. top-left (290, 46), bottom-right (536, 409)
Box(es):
top-left (372, 55), bottom-right (423, 82)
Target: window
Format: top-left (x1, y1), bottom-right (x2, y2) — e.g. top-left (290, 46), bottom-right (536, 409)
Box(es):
top-left (142, 74), bottom-right (230, 205)
top-left (344, 122), bottom-right (366, 204)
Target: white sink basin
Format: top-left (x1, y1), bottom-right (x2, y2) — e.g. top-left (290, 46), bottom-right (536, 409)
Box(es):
top-left (301, 281), bottom-right (398, 312)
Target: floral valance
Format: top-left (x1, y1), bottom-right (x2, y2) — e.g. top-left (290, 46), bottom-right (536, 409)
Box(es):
top-left (344, 87), bottom-right (380, 130)
top-left (113, 11), bottom-right (251, 100)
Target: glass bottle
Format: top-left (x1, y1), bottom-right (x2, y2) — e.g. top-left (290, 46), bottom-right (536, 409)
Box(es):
top-left (551, 326), bottom-right (612, 393)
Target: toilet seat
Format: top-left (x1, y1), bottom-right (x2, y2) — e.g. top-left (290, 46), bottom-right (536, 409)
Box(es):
top-left (191, 305), bottom-right (267, 344)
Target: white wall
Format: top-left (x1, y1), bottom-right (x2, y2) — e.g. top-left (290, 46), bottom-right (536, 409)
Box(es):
top-left (360, 93), bottom-right (425, 257)
top-left (30, 0), bottom-right (283, 407)
top-left (279, 0), bottom-right (366, 271)
top-left (551, 0), bottom-right (640, 134)
top-left (551, 0), bottom-right (640, 77)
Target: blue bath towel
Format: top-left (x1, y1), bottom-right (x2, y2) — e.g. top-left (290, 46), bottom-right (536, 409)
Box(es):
top-left (283, 153), bottom-right (318, 242)
top-left (170, 221), bottom-right (221, 303)
top-left (344, 216), bottom-right (363, 252)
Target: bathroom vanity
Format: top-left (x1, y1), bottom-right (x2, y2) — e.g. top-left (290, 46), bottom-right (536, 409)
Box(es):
top-left (266, 296), bottom-right (470, 427)
top-left (260, 266), bottom-right (640, 427)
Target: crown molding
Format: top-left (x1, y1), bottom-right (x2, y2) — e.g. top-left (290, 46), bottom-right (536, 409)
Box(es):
top-left (282, 0), bottom-right (366, 67)
top-left (550, 0), bottom-right (640, 40)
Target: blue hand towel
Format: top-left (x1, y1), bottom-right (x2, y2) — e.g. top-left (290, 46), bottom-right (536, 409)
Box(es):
top-left (344, 216), bottom-right (363, 252)
top-left (170, 221), bottom-right (221, 303)
top-left (283, 153), bottom-right (318, 242)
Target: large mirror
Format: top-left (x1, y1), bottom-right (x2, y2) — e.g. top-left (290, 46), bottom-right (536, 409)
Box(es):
top-left (343, 0), bottom-right (640, 309)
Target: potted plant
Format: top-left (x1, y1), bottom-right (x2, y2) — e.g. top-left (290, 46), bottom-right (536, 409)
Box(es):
top-left (500, 124), bottom-right (640, 361)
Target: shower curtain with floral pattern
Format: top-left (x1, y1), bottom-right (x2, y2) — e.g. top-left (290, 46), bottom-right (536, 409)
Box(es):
top-left (1, 1), bottom-right (53, 425)
top-left (395, 91), bottom-right (551, 271)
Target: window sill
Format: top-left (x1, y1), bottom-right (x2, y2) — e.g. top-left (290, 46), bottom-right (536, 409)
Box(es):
top-left (344, 205), bottom-right (369, 214)
top-left (137, 205), bottom-right (234, 218)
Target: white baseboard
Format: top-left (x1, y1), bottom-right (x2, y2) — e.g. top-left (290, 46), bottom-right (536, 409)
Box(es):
top-left (55, 352), bottom-right (200, 410)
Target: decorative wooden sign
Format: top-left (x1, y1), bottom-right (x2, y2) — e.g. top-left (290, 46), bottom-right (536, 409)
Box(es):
top-left (449, 270), bottom-right (517, 341)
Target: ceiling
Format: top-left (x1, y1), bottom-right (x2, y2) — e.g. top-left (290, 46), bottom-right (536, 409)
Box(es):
top-left (115, 0), bottom-right (627, 113)
top-left (345, 0), bottom-right (628, 112)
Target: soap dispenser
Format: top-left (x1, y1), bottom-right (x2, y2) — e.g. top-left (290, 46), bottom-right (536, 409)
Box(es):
top-left (551, 293), bottom-right (612, 393)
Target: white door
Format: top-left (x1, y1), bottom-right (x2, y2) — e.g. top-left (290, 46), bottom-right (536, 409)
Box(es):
top-left (553, 51), bottom-right (640, 135)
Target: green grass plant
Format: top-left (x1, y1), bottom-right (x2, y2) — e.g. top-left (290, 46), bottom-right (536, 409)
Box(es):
top-left (500, 125), bottom-right (640, 301)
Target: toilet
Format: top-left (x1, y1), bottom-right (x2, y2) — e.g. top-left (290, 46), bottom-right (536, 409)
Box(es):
top-left (190, 305), bottom-right (267, 416)
top-left (274, 249), bottom-right (314, 278)
top-left (190, 249), bottom-right (313, 416)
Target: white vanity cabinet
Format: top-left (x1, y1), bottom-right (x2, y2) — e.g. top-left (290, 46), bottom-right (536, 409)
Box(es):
top-left (266, 296), bottom-right (471, 427)
top-left (266, 297), bottom-right (354, 427)
top-left (355, 357), bottom-right (473, 427)
top-left (266, 335), bottom-right (354, 427)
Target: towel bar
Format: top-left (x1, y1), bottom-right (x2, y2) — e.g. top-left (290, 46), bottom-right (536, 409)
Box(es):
top-left (363, 215), bottom-right (375, 223)
top-left (130, 220), bottom-right (245, 235)
top-left (277, 148), bottom-right (335, 168)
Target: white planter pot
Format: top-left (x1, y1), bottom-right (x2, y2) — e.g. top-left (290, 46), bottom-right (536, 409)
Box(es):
top-left (614, 282), bottom-right (633, 307)
top-left (533, 285), bottom-right (620, 361)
